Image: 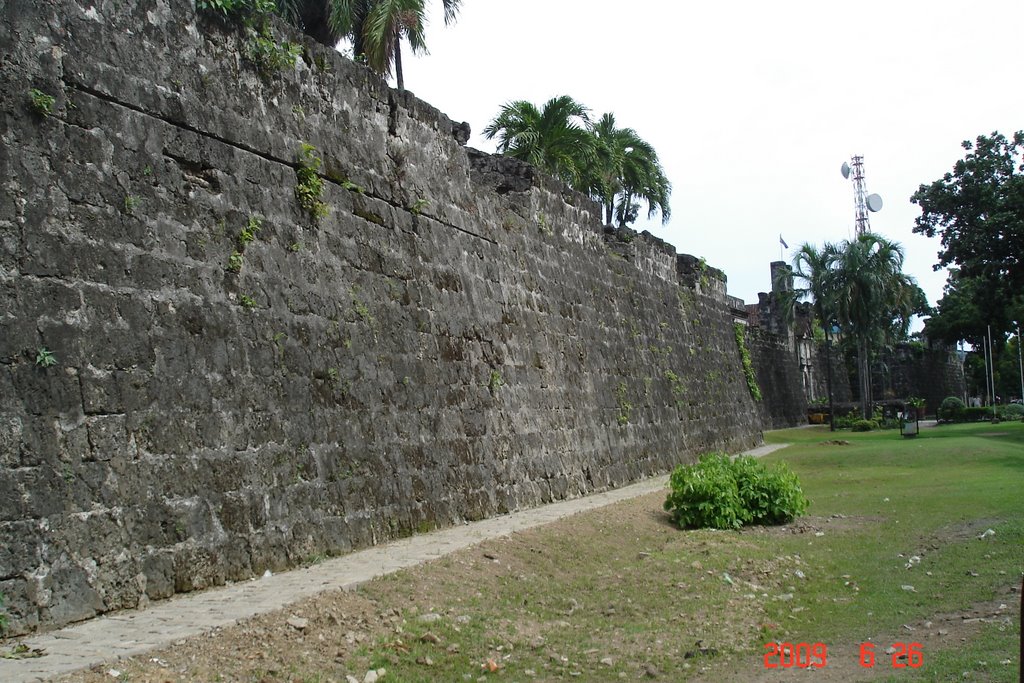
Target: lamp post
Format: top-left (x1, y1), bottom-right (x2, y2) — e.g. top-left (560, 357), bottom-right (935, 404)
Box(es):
top-left (825, 323), bottom-right (840, 432)
top-left (1017, 322), bottom-right (1023, 405)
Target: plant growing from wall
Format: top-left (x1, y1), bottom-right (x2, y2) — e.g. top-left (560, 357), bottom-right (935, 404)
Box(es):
top-left (615, 381), bottom-right (632, 425)
top-left (409, 197), bottom-right (429, 215)
top-left (350, 290), bottom-right (372, 324)
top-left (536, 213), bottom-right (552, 236)
top-left (27, 88), bottom-right (55, 116)
top-left (0, 591), bottom-right (8, 634)
top-left (488, 370), bottom-right (504, 395)
top-left (197, 0), bottom-right (302, 74)
top-left (245, 24), bottom-right (302, 73)
top-left (226, 250), bottom-right (244, 273)
top-left (697, 257), bottom-right (710, 288)
top-left (238, 215), bottom-right (261, 245)
top-left (734, 323), bottom-right (761, 401)
top-left (35, 348), bottom-right (57, 367)
top-left (295, 143), bottom-right (328, 220)
top-left (341, 179), bottom-right (365, 194)
top-left (664, 369), bottom-right (685, 408)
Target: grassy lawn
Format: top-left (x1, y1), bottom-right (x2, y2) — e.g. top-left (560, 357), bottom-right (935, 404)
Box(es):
top-left (58, 422), bottom-right (1022, 683)
top-left (748, 422), bottom-right (1023, 681)
top-left (354, 422), bottom-right (1022, 682)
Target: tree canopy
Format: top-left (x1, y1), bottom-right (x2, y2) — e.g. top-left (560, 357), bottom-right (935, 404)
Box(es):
top-left (912, 131), bottom-right (1024, 356)
top-left (911, 131), bottom-right (1024, 290)
top-left (590, 113), bottom-right (671, 227)
top-left (789, 233), bottom-right (923, 417)
top-left (482, 96), bottom-right (597, 188)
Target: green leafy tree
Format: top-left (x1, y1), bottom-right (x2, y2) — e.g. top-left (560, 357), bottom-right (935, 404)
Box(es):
top-left (922, 270), bottom-right (1001, 346)
top-left (911, 131), bottom-right (1024, 291)
top-left (482, 95), bottom-right (596, 188)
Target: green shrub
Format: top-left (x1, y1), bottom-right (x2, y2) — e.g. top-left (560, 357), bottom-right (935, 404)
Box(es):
top-left (938, 396), bottom-right (966, 421)
top-left (664, 452), bottom-right (809, 530)
top-left (962, 406), bottom-right (995, 422)
top-left (731, 455), bottom-right (809, 525)
top-left (851, 419), bottom-right (875, 432)
top-left (996, 403), bottom-right (1024, 420)
top-left (833, 408), bottom-right (861, 429)
top-left (664, 453), bottom-right (744, 530)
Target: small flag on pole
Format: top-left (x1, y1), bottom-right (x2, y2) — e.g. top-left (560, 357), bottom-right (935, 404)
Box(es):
top-left (779, 235), bottom-right (789, 249)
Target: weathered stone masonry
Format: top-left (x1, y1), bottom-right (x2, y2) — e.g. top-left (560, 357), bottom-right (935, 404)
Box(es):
top-left (0, 1), bottom-right (766, 634)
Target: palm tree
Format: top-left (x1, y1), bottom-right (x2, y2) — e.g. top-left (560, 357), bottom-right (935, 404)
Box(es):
top-left (329, 0), bottom-right (460, 91)
top-left (482, 95), bottom-right (596, 188)
top-left (829, 233), bottom-right (918, 418)
top-left (275, 1), bottom-right (461, 91)
top-left (590, 113), bottom-right (671, 227)
top-left (789, 242), bottom-right (840, 326)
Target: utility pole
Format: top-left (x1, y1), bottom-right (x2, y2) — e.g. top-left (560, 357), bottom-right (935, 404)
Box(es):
top-left (1017, 322), bottom-right (1023, 404)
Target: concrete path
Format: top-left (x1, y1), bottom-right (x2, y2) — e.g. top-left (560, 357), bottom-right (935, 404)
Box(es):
top-left (0, 443), bottom-right (791, 682)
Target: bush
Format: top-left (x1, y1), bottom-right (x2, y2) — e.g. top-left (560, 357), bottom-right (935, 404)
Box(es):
top-left (833, 409), bottom-right (861, 429)
top-left (664, 452), bottom-right (809, 530)
top-left (664, 453), bottom-right (743, 530)
top-left (851, 419), bottom-right (876, 432)
top-left (997, 403), bottom-right (1024, 420)
top-left (963, 406), bottom-right (995, 422)
top-left (938, 396), bottom-right (966, 421)
top-left (732, 456), bottom-right (810, 525)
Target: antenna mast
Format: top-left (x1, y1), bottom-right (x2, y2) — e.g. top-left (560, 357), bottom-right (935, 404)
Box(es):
top-left (840, 156), bottom-right (883, 236)
top-left (851, 156), bottom-right (869, 235)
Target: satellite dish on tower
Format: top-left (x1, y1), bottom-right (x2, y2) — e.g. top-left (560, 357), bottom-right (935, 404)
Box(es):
top-left (841, 156), bottom-right (882, 235)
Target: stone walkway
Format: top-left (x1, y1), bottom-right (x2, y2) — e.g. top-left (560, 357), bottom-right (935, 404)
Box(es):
top-left (0, 443), bottom-right (790, 682)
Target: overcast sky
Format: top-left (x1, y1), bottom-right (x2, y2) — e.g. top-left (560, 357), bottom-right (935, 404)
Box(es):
top-left (397, 0), bottom-right (1023, 324)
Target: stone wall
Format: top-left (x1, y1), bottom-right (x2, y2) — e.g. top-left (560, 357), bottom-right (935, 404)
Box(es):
top-left (811, 344), bottom-right (852, 406)
top-left (746, 328), bottom-right (807, 429)
top-left (0, 0), bottom-right (763, 634)
top-left (878, 343), bottom-right (966, 414)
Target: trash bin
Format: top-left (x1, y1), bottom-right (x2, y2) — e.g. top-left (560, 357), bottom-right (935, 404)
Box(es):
top-left (900, 404), bottom-right (919, 438)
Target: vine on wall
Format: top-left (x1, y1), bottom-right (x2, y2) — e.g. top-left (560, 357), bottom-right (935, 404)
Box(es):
top-left (734, 323), bottom-right (762, 401)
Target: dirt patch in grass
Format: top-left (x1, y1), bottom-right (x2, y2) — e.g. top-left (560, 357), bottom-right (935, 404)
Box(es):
top-left (740, 514), bottom-right (882, 537)
top-left (931, 518), bottom-right (1005, 543)
top-left (57, 589), bottom-right (399, 683)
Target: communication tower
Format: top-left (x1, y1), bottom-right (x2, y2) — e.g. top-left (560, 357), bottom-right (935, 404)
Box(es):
top-left (840, 156), bottom-right (882, 235)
